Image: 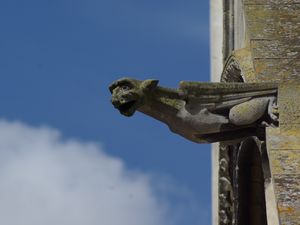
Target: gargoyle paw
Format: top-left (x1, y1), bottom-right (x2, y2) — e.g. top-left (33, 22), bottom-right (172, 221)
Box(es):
top-left (270, 113), bottom-right (278, 121)
top-left (261, 121), bottom-right (276, 128)
top-left (268, 98), bottom-right (279, 122)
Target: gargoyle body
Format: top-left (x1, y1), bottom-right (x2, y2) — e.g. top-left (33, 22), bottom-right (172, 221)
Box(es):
top-left (109, 78), bottom-right (278, 143)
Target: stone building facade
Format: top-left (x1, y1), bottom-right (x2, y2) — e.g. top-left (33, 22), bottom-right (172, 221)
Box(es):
top-left (210, 0), bottom-right (300, 224)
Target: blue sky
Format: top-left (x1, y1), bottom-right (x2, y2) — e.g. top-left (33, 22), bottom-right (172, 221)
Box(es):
top-left (0, 0), bottom-right (211, 224)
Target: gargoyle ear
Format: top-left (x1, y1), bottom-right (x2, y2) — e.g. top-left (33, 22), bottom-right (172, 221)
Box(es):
top-left (109, 82), bottom-right (117, 93)
top-left (141, 79), bottom-right (159, 91)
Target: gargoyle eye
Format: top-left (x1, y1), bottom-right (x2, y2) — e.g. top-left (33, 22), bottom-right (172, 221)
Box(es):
top-left (122, 85), bottom-right (130, 91)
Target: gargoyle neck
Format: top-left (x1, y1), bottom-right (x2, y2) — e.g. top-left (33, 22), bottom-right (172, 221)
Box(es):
top-left (137, 87), bottom-right (184, 125)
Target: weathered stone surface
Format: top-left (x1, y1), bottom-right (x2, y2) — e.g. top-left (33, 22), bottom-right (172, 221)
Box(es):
top-left (239, 3), bottom-right (295, 86)
top-left (217, 1), bottom-right (300, 224)
top-left (231, 47), bottom-right (257, 82)
top-left (245, 0), bottom-right (300, 4)
top-left (269, 150), bottom-right (300, 174)
top-left (279, 82), bottom-right (300, 128)
top-left (248, 3), bottom-right (300, 80)
top-left (267, 127), bottom-right (300, 225)
top-left (253, 59), bottom-right (300, 81)
top-left (246, 4), bottom-right (300, 40)
top-left (273, 174), bottom-right (300, 225)
top-left (246, 4), bottom-right (300, 22)
top-left (267, 128), bottom-right (300, 150)
top-left (252, 40), bottom-right (300, 59)
top-left (266, 82), bottom-right (300, 225)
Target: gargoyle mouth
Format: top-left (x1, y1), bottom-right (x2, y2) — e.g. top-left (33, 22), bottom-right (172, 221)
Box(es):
top-left (118, 100), bottom-right (137, 116)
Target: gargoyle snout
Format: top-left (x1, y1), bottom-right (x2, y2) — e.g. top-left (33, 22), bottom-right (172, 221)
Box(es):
top-left (111, 98), bottom-right (119, 107)
top-left (111, 97), bottom-right (126, 107)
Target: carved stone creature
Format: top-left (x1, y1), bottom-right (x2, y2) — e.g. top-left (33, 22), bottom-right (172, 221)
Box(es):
top-left (109, 78), bottom-right (278, 143)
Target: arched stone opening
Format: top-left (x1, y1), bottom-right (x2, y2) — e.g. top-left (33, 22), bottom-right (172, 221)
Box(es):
top-left (237, 138), bottom-right (267, 225)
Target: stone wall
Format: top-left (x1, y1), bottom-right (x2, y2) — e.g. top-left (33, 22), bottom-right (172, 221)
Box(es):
top-left (245, 0), bottom-right (300, 81)
top-left (267, 83), bottom-right (300, 225)
top-left (211, 0), bottom-right (300, 224)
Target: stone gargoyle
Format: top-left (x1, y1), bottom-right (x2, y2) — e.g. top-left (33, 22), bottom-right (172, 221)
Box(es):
top-left (109, 78), bottom-right (278, 143)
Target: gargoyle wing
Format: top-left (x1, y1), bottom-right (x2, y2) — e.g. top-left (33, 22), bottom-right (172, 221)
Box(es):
top-left (179, 82), bottom-right (278, 111)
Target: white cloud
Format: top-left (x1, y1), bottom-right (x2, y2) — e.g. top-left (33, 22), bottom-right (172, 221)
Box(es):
top-left (0, 119), bottom-right (210, 225)
top-left (0, 120), bottom-right (171, 225)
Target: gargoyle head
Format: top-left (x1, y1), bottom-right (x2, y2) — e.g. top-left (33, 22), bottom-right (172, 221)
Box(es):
top-left (109, 77), bottom-right (159, 116)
